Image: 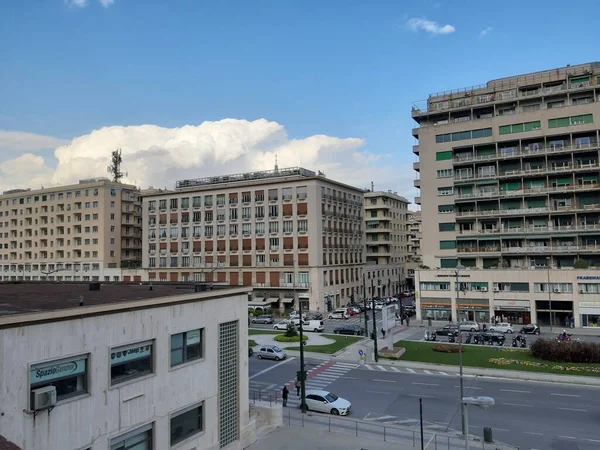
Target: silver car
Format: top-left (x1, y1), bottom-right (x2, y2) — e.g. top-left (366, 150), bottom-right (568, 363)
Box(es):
top-left (251, 315), bottom-right (274, 324)
top-left (459, 322), bottom-right (480, 332)
top-left (257, 345), bottom-right (287, 361)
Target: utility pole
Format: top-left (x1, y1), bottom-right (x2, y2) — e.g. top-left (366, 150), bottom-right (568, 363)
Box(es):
top-left (363, 273), bottom-right (368, 337)
top-left (455, 264), bottom-right (466, 439)
top-left (107, 148), bottom-right (127, 183)
top-left (371, 278), bottom-right (378, 362)
top-left (296, 260), bottom-right (307, 413)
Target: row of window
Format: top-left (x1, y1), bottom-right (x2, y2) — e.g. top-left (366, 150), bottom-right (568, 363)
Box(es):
top-left (435, 128), bottom-right (493, 144)
top-left (498, 121), bottom-right (542, 135)
top-left (149, 221), bottom-right (309, 238)
top-left (0, 187), bottom-right (125, 207)
top-left (419, 281), bottom-right (582, 293)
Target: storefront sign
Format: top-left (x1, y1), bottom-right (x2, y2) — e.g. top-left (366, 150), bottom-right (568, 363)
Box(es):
top-left (494, 300), bottom-right (530, 308)
top-left (579, 302), bottom-right (600, 308)
top-left (298, 293), bottom-right (309, 299)
top-left (436, 274), bottom-right (470, 278)
top-left (111, 344), bottom-right (152, 365)
top-left (30, 358), bottom-right (86, 384)
top-left (577, 276), bottom-right (600, 280)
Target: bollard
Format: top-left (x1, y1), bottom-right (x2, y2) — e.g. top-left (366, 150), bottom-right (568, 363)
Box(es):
top-left (329, 417), bottom-right (331, 432)
top-left (435, 434), bottom-right (438, 450)
top-left (447, 436), bottom-right (450, 449)
top-left (413, 430), bottom-right (415, 446)
top-left (288, 409), bottom-right (291, 426)
top-left (384, 426), bottom-right (386, 442)
top-left (483, 427), bottom-right (493, 443)
top-left (356, 421), bottom-right (358, 437)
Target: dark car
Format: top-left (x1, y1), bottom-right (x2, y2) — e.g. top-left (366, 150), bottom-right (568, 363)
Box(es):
top-left (334, 324), bottom-right (365, 336)
top-left (520, 323), bottom-right (541, 335)
top-left (483, 331), bottom-right (506, 345)
top-left (435, 325), bottom-right (459, 337)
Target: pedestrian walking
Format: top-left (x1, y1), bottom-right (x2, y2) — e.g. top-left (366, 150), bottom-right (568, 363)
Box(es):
top-left (406, 314), bottom-right (410, 326)
top-left (295, 379), bottom-right (301, 396)
top-left (381, 328), bottom-right (386, 339)
top-left (282, 385), bottom-right (289, 407)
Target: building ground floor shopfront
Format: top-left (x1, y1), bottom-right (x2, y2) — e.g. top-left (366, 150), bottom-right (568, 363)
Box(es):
top-left (415, 268), bottom-right (600, 329)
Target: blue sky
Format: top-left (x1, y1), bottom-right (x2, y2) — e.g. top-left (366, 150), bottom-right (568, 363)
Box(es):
top-left (0, 0), bottom-right (599, 200)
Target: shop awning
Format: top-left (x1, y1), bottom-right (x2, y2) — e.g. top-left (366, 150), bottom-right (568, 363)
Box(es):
top-left (268, 297), bottom-right (280, 303)
top-left (281, 297), bottom-right (294, 303)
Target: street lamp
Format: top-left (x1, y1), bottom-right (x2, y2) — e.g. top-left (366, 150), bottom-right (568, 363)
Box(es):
top-left (455, 264), bottom-right (466, 439)
top-left (461, 396), bottom-right (495, 450)
top-left (546, 256), bottom-right (553, 332)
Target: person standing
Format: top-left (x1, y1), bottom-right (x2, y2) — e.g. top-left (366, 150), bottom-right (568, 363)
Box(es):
top-left (295, 379), bottom-right (301, 396)
top-left (282, 385), bottom-right (289, 407)
top-left (382, 328), bottom-right (386, 339)
top-left (406, 314), bottom-right (410, 326)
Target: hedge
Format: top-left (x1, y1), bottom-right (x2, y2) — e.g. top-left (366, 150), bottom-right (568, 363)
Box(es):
top-left (530, 339), bottom-right (600, 364)
top-left (274, 334), bottom-right (308, 343)
top-left (433, 344), bottom-right (465, 353)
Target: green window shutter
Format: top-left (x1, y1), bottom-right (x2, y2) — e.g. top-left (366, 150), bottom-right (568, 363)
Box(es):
top-left (554, 177), bottom-right (571, 185)
top-left (533, 218), bottom-right (547, 225)
top-left (370, 210), bottom-right (377, 217)
top-left (548, 118), bottom-right (557, 128)
top-left (583, 114), bottom-right (593, 124)
top-left (510, 283), bottom-right (529, 292)
top-left (511, 123), bottom-right (524, 133)
top-left (579, 195), bottom-right (598, 206)
top-left (439, 240), bottom-right (457, 250)
top-left (526, 179), bottom-right (545, 188)
top-left (581, 175), bottom-right (598, 182)
top-left (527, 199), bottom-right (545, 208)
top-left (570, 76), bottom-right (590, 86)
top-left (438, 204), bottom-right (455, 213)
top-left (439, 222), bottom-right (455, 232)
top-left (524, 121), bottom-right (541, 131)
top-left (440, 259), bottom-right (458, 269)
top-left (436, 151), bottom-right (453, 161)
top-left (501, 200), bottom-right (521, 210)
top-left (499, 125), bottom-right (511, 135)
top-left (476, 145), bottom-right (496, 156)
top-left (471, 282), bottom-right (489, 288)
top-left (503, 182), bottom-right (520, 191)
top-left (557, 117), bottom-right (570, 127)
top-left (461, 186), bottom-right (473, 194)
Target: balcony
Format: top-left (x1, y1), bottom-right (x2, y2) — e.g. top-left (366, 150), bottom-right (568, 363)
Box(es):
top-left (413, 161), bottom-right (420, 172)
top-left (455, 183), bottom-right (600, 201)
top-left (458, 245), bottom-right (600, 255)
top-left (415, 196), bottom-right (421, 205)
top-left (412, 145), bottom-right (419, 155)
top-left (457, 224), bottom-right (600, 237)
top-left (454, 142), bottom-right (599, 164)
top-left (457, 203), bottom-right (600, 219)
top-left (454, 162), bottom-right (599, 183)
top-left (365, 226), bottom-right (391, 233)
top-left (414, 178), bottom-right (421, 188)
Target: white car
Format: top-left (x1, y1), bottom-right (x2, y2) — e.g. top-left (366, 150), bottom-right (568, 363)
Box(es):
top-left (489, 322), bottom-right (514, 334)
top-left (305, 390), bottom-right (351, 416)
top-left (273, 320), bottom-right (293, 331)
top-left (328, 308), bottom-right (349, 319)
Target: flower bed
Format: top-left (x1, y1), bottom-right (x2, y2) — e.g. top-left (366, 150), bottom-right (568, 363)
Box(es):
top-left (489, 357), bottom-right (600, 374)
top-left (274, 334), bottom-right (308, 343)
top-left (434, 344), bottom-right (465, 353)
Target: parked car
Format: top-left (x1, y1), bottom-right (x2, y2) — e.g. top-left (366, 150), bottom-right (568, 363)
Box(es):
top-left (305, 390), bottom-right (351, 415)
top-left (257, 345), bottom-right (287, 361)
top-left (350, 306), bottom-right (362, 314)
top-left (482, 331), bottom-right (506, 346)
top-left (273, 320), bottom-right (294, 331)
top-left (251, 315), bottom-right (274, 324)
top-left (434, 325), bottom-right (460, 337)
top-left (328, 308), bottom-right (349, 319)
top-left (520, 323), bottom-right (541, 335)
top-left (459, 322), bottom-right (480, 332)
top-left (301, 320), bottom-right (325, 332)
top-left (346, 308), bottom-right (356, 316)
top-left (333, 324), bottom-right (365, 336)
top-left (489, 322), bottom-right (514, 334)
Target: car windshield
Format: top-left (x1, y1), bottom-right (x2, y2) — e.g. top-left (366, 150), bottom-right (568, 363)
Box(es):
top-left (272, 346), bottom-right (282, 352)
top-left (325, 393), bottom-right (339, 402)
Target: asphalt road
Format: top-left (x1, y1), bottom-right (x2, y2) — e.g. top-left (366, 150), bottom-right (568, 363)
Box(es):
top-left (249, 356), bottom-right (600, 450)
top-left (250, 310), bottom-right (387, 334)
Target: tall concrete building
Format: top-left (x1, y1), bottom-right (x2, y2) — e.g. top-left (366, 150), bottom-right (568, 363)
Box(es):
top-left (142, 166), bottom-right (365, 312)
top-left (405, 211), bottom-right (422, 289)
top-left (0, 178), bottom-right (142, 281)
top-left (412, 62), bottom-right (600, 328)
top-left (363, 190), bottom-right (410, 297)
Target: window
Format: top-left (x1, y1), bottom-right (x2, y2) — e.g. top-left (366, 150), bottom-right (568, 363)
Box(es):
top-left (439, 222), bottom-right (455, 232)
top-left (171, 329), bottom-right (203, 367)
top-left (435, 128), bottom-right (491, 143)
top-left (229, 209), bottom-right (238, 220)
top-left (269, 221), bottom-right (279, 233)
top-left (283, 221), bottom-right (293, 233)
top-left (242, 223), bottom-right (251, 235)
top-left (242, 207), bottom-right (251, 219)
top-left (110, 341), bottom-right (153, 385)
top-left (298, 220), bottom-right (308, 232)
top-left (437, 187), bottom-right (454, 196)
top-left (192, 196), bottom-right (201, 207)
top-left (436, 151), bottom-right (453, 161)
top-left (110, 424), bottom-right (153, 450)
top-left (159, 199), bottom-right (167, 210)
top-left (438, 204), bottom-right (455, 213)
top-left (269, 205), bottom-right (278, 217)
top-left (256, 206), bottom-right (264, 218)
top-left (170, 198), bottom-right (178, 209)
top-left (256, 222), bottom-right (265, 234)
top-left (30, 355), bottom-right (88, 405)
top-left (205, 225), bottom-right (213, 237)
top-left (217, 225), bottom-right (226, 236)
top-left (171, 402), bottom-right (204, 446)
top-left (216, 194), bottom-right (225, 206)
top-left (420, 282), bottom-right (450, 291)
top-left (181, 197), bottom-right (189, 209)
top-left (230, 224), bottom-right (238, 236)
top-left (282, 187), bottom-right (292, 200)
top-left (437, 169), bottom-right (453, 178)
top-left (439, 240), bottom-right (456, 250)
top-left (548, 114), bottom-right (593, 128)
top-left (217, 209), bottom-right (226, 221)
top-left (268, 189), bottom-right (278, 201)
top-left (205, 211), bottom-right (213, 222)
top-left (204, 195), bottom-right (213, 207)
top-left (297, 186), bottom-right (307, 200)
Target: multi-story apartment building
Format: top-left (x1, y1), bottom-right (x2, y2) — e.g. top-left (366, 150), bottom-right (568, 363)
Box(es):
top-left (405, 211), bottom-right (422, 289)
top-left (363, 190), bottom-right (409, 297)
top-left (0, 178), bottom-right (142, 281)
top-left (142, 167), bottom-right (365, 312)
top-left (412, 62), bottom-right (600, 328)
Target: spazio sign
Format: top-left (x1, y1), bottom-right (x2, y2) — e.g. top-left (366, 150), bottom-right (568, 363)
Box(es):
top-left (30, 358), bottom-right (86, 384)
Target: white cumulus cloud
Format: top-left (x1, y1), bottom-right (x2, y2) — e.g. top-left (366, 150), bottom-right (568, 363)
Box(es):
top-left (0, 119), bottom-right (416, 203)
top-left (98, 0), bottom-right (114, 6)
top-left (67, 0), bottom-right (88, 7)
top-left (480, 27), bottom-right (493, 37)
top-left (0, 130), bottom-right (70, 154)
top-left (405, 18), bottom-right (455, 35)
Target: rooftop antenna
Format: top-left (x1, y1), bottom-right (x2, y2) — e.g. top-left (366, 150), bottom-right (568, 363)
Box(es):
top-left (371, 181), bottom-right (374, 192)
top-left (274, 155), bottom-right (279, 173)
top-left (107, 148), bottom-right (128, 183)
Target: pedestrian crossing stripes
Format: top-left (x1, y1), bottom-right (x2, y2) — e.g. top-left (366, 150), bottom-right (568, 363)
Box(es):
top-left (361, 364), bottom-right (454, 377)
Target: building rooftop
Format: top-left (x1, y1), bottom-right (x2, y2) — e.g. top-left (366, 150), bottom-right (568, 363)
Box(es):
top-left (0, 282), bottom-right (249, 322)
top-left (364, 190), bottom-right (410, 203)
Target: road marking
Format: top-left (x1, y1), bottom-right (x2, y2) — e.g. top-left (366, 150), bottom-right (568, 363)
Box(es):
top-left (423, 370), bottom-right (432, 374)
top-left (524, 432), bottom-right (543, 436)
top-left (438, 371), bottom-right (448, 376)
top-left (551, 393), bottom-right (581, 397)
top-left (390, 367), bottom-right (400, 372)
top-left (341, 376), bottom-right (357, 380)
top-left (500, 389), bottom-right (531, 393)
top-left (373, 378), bottom-right (396, 383)
top-left (501, 402), bottom-right (533, 408)
top-left (412, 382), bottom-right (439, 387)
top-left (558, 436), bottom-right (577, 440)
top-left (316, 374), bottom-right (339, 380)
top-left (365, 365), bottom-right (374, 371)
top-left (585, 439), bottom-right (600, 443)
top-left (408, 394), bottom-right (435, 399)
top-left (366, 390), bottom-right (390, 394)
top-left (377, 365), bottom-right (386, 371)
top-left (453, 385), bottom-right (482, 390)
top-left (557, 407), bottom-right (588, 412)
top-left (249, 357), bottom-right (296, 380)
top-left (406, 368), bottom-right (416, 373)
top-left (336, 362), bottom-right (359, 368)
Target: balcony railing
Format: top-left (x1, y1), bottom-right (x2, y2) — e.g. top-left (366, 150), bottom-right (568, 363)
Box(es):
top-left (458, 245), bottom-right (600, 254)
top-left (454, 142), bottom-right (599, 164)
top-left (454, 162), bottom-right (599, 182)
top-left (457, 224), bottom-right (600, 236)
top-left (456, 183), bottom-right (600, 200)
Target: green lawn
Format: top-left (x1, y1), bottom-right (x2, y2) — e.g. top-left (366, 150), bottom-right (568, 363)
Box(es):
top-left (249, 328), bottom-right (281, 335)
top-left (248, 339), bottom-right (257, 347)
top-left (392, 340), bottom-right (600, 377)
top-left (283, 334), bottom-right (364, 354)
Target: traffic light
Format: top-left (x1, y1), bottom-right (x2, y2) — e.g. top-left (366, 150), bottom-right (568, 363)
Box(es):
top-left (327, 300), bottom-right (332, 312)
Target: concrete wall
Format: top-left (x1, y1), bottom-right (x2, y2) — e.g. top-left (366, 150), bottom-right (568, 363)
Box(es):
top-left (0, 293), bottom-right (249, 450)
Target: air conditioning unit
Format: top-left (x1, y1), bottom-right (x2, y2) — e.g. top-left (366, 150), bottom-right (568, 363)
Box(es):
top-left (579, 289), bottom-right (585, 294)
top-left (493, 288), bottom-right (499, 292)
top-left (481, 287), bottom-right (488, 292)
top-left (31, 386), bottom-right (57, 411)
top-left (554, 288), bottom-right (560, 293)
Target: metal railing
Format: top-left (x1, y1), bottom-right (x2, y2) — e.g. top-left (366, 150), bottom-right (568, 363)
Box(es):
top-left (454, 142), bottom-right (600, 164)
top-left (456, 183), bottom-right (600, 200)
top-left (457, 224), bottom-right (600, 236)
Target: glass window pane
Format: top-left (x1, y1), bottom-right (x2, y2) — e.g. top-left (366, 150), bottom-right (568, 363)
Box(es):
top-left (171, 349), bottom-right (184, 366)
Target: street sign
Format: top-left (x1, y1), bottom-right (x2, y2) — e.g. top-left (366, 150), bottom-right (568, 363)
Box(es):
top-left (358, 349), bottom-right (364, 356)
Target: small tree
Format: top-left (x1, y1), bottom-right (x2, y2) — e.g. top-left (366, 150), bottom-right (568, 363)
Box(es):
top-left (574, 259), bottom-right (590, 269)
top-left (285, 323), bottom-right (298, 338)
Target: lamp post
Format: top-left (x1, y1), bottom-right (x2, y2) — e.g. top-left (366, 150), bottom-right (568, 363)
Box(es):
top-left (455, 264), bottom-right (467, 439)
top-left (546, 256), bottom-right (553, 331)
top-left (296, 260), bottom-right (307, 413)
top-left (461, 396), bottom-right (495, 450)
top-left (363, 273), bottom-right (369, 338)
top-left (371, 278), bottom-right (378, 362)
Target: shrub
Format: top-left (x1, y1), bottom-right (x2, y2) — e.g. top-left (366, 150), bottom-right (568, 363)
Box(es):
top-left (433, 344), bottom-right (465, 354)
top-left (274, 334), bottom-right (308, 343)
top-left (284, 323), bottom-right (298, 338)
top-left (531, 339), bottom-right (600, 364)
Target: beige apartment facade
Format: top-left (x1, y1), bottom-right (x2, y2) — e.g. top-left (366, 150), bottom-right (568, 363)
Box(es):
top-left (405, 211), bottom-right (422, 289)
top-left (141, 167), bottom-right (365, 312)
top-left (412, 62), bottom-right (600, 328)
top-left (363, 190), bottom-right (410, 297)
top-left (0, 179), bottom-right (142, 282)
